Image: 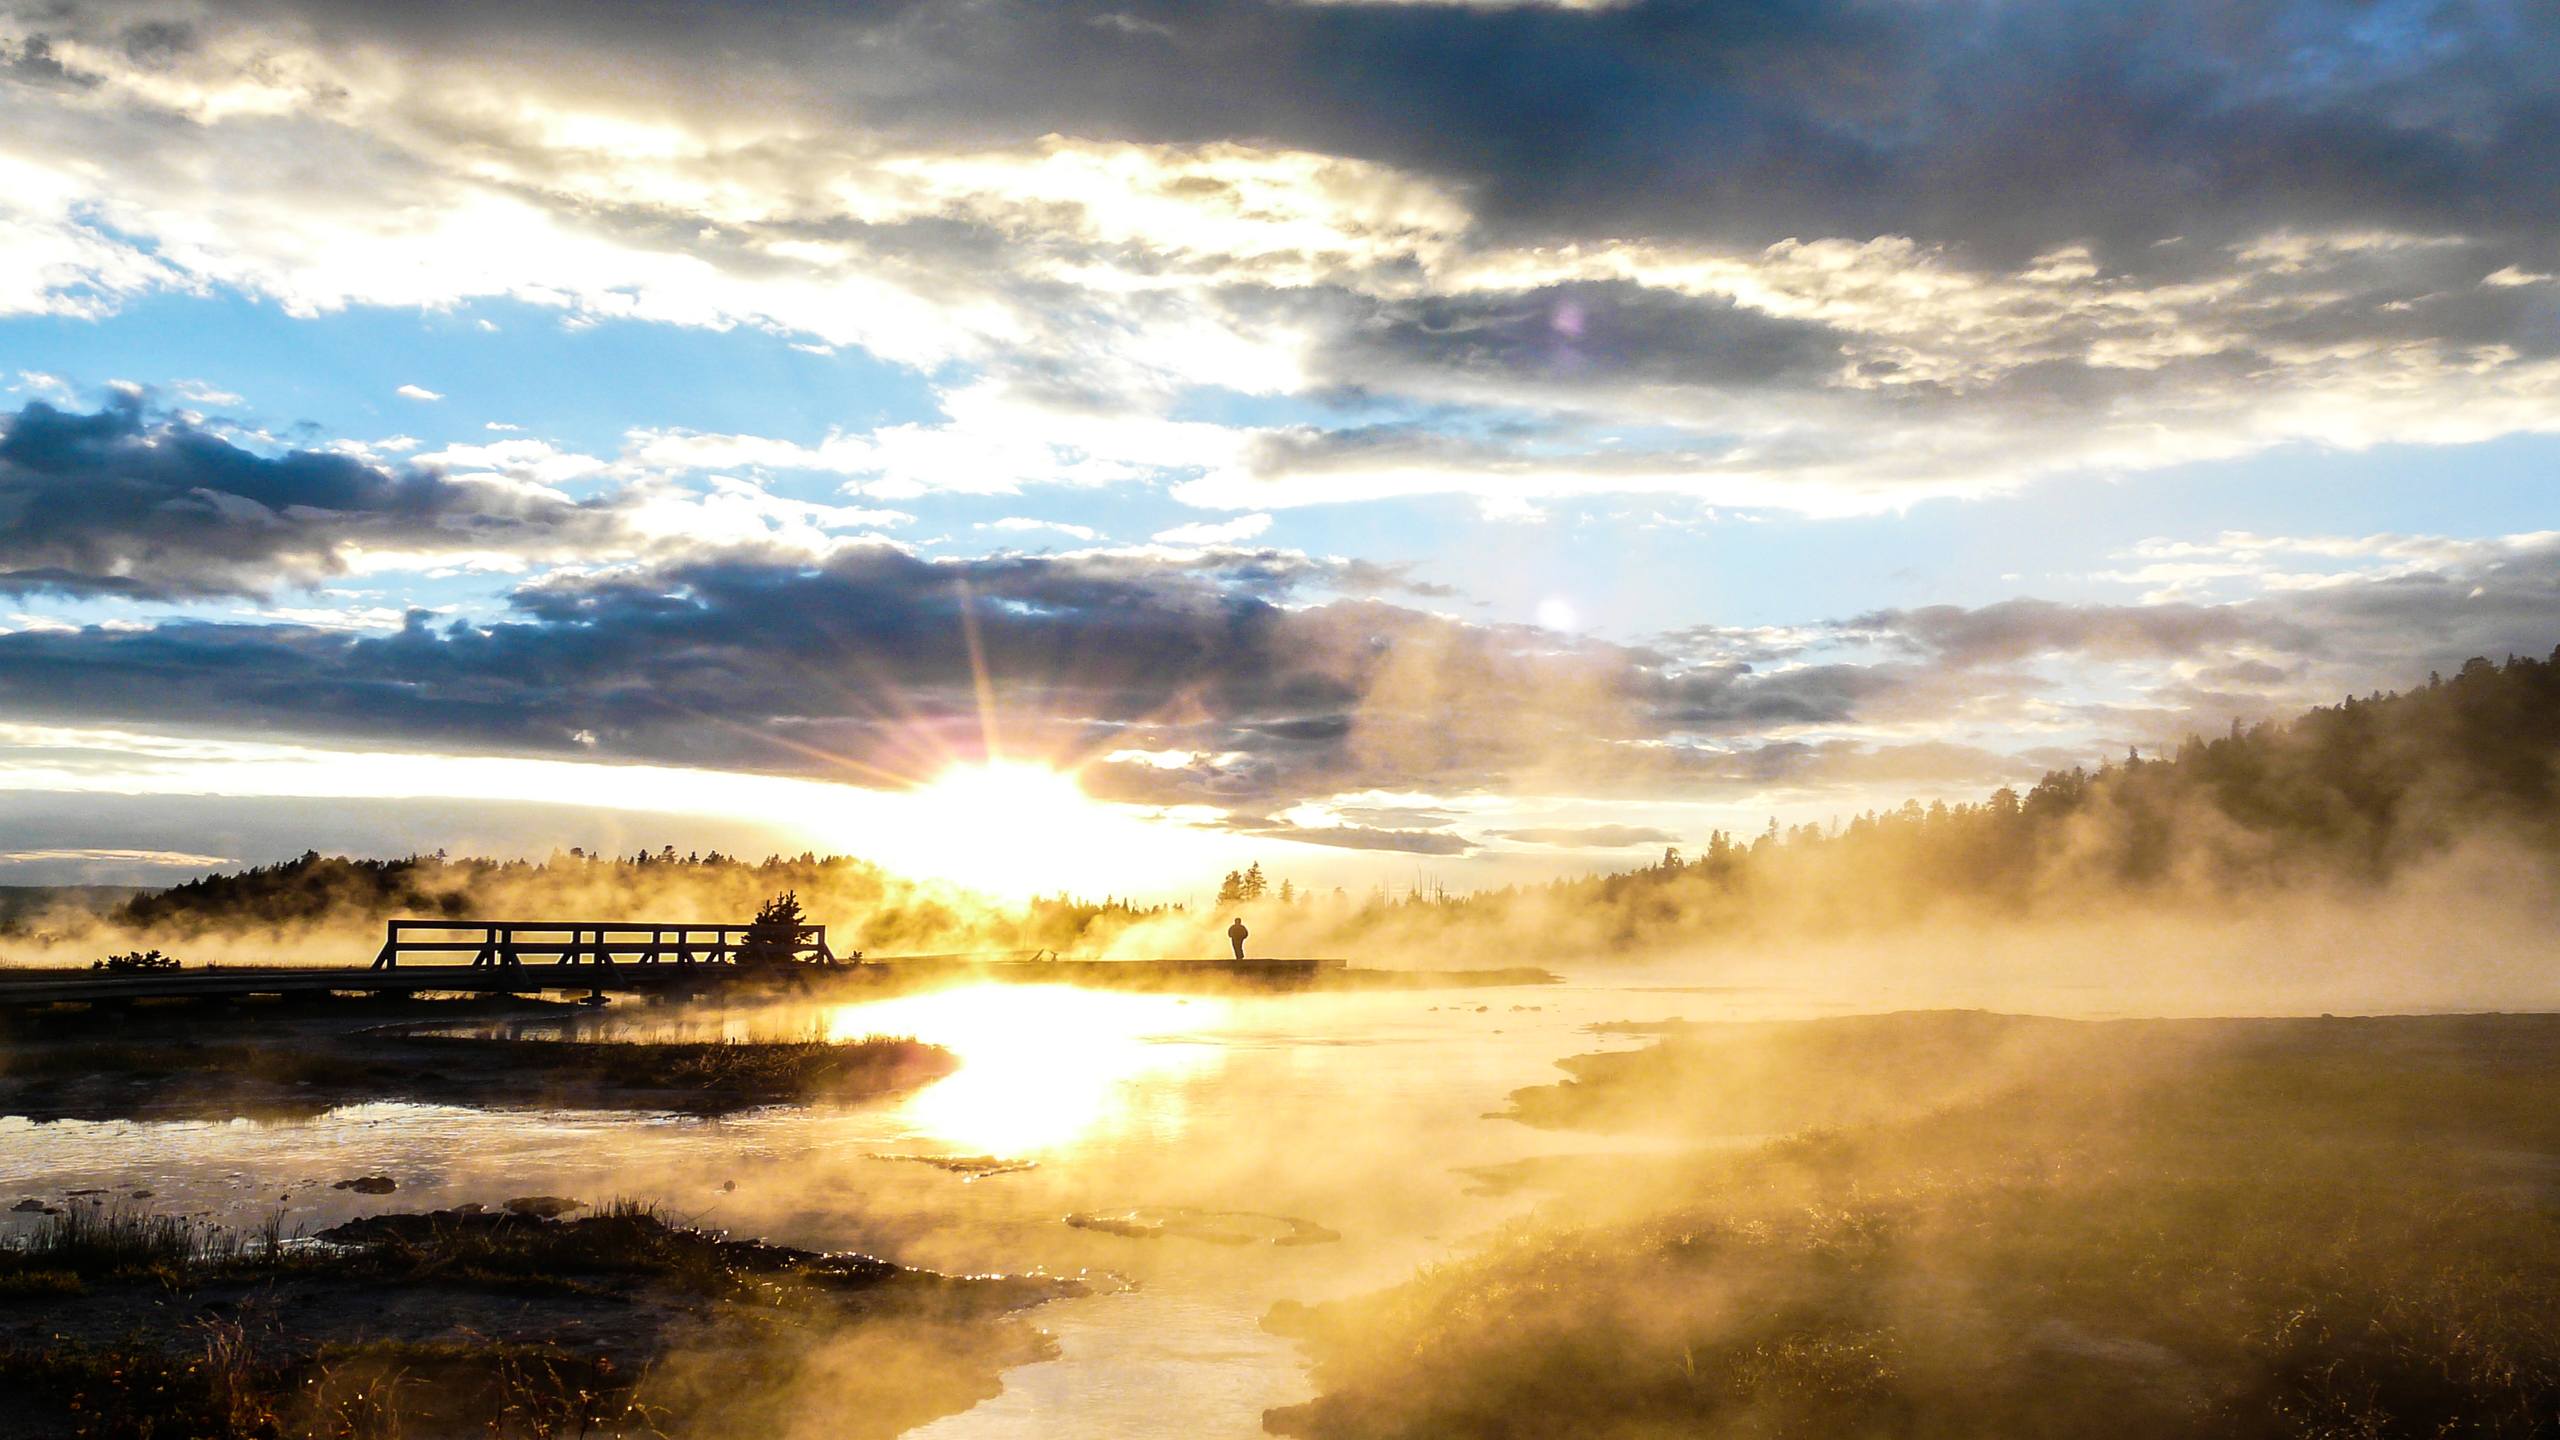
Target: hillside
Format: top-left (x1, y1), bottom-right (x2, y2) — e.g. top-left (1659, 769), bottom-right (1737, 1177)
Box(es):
top-left (0, 886), bottom-right (150, 928)
top-left (1328, 648), bottom-right (2560, 950)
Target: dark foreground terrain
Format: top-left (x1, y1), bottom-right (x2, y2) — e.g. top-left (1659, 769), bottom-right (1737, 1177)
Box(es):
top-left (0, 994), bottom-right (955, 1120)
top-left (0, 1200), bottom-right (1080, 1438)
top-left (1270, 1009), bottom-right (2560, 1439)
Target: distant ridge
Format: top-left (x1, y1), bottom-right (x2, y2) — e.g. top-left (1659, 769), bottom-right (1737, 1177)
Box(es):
top-left (0, 885), bottom-right (151, 926)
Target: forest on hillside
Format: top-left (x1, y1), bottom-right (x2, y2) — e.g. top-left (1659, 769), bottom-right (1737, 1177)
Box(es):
top-left (1399, 647), bottom-right (2560, 947)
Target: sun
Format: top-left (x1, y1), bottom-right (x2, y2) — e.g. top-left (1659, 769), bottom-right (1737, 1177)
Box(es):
top-left (820, 758), bottom-right (1205, 899)
top-left (913, 758), bottom-right (1097, 826)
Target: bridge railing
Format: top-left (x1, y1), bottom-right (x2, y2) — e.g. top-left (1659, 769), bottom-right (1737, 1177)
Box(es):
top-left (371, 920), bottom-right (837, 971)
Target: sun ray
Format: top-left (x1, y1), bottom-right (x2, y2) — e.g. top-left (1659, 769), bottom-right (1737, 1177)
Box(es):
top-left (955, 577), bottom-right (1003, 766)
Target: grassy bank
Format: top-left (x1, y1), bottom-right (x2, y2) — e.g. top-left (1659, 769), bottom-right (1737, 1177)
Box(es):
top-left (1270, 1010), bottom-right (2560, 1439)
top-left (0, 1201), bottom-right (1078, 1438)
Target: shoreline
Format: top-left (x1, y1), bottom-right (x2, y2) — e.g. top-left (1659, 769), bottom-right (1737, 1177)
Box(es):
top-left (0, 994), bottom-right (957, 1123)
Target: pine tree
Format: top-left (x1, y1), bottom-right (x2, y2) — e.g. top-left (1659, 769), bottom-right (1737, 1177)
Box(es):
top-left (1243, 862), bottom-right (1267, 900)
top-left (736, 891), bottom-right (807, 968)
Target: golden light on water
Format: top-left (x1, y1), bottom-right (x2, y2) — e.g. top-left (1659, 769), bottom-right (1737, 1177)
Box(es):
top-left (824, 984), bottom-right (1227, 1155)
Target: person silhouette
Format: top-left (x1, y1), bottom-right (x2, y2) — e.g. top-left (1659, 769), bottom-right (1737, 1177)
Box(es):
top-left (1227, 917), bottom-right (1249, 961)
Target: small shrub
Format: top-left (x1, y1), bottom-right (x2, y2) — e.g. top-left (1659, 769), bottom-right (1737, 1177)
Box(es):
top-left (91, 948), bottom-right (180, 974)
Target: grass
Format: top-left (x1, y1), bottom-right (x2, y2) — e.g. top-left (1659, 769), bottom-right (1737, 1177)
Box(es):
top-left (311, 1197), bottom-right (910, 1304)
top-left (0, 1205), bottom-right (287, 1288)
top-left (0, 1198), bottom-right (912, 1306)
top-left (0, 1200), bottom-right (1076, 1438)
top-left (0, 1328), bottom-right (648, 1440)
top-left (1270, 1012), bottom-right (2560, 1440)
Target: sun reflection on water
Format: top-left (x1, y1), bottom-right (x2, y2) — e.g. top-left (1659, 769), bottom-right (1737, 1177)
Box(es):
top-left (822, 984), bottom-right (1230, 1156)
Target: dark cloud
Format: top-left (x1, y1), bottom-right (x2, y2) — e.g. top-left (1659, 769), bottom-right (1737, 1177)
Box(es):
top-left (1489, 825), bottom-right (1680, 848)
top-left (1653, 661), bottom-right (1906, 731)
top-left (160, 0), bottom-right (2560, 272)
top-left (1322, 281), bottom-right (1848, 393)
top-left (1223, 822), bottom-right (1472, 856)
top-left (1698, 738), bottom-right (2036, 792)
top-left (1839, 597), bottom-right (2311, 667)
top-left (0, 398), bottom-right (629, 599)
top-left (1332, 805), bottom-right (1464, 831)
top-left (0, 540), bottom-right (1947, 809)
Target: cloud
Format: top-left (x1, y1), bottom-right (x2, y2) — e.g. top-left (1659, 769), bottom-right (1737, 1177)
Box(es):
top-left (1838, 598), bottom-right (2306, 669)
top-left (394, 383), bottom-right (443, 401)
top-left (1488, 824), bottom-right (1677, 848)
top-left (985, 517), bottom-right (1102, 542)
top-left (170, 378), bottom-right (242, 406)
top-left (1225, 821), bottom-right (1473, 855)
top-left (0, 845), bottom-right (232, 867)
top-left (0, 397), bottom-right (904, 599)
top-left (1152, 513), bottom-right (1272, 546)
top-left (0, 537), bottom-right (1924, 813)
top-left (1317, 280), bottom-right (1848, 395)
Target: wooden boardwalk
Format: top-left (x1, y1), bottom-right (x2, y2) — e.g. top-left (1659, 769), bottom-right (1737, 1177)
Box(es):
top-left (372, 918), bottom-right (835, 969)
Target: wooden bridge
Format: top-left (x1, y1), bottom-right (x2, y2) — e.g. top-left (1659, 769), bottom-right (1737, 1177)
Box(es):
top-left (371, 919), bottom-right (838, 970)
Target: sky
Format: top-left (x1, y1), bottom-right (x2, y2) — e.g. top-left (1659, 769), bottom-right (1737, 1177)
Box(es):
top-left (0, 0), bottom-right (2554, 899)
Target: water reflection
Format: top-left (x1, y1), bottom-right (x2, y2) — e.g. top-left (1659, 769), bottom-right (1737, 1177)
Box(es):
top-left (824, 986), bottom-right (1230, 1156)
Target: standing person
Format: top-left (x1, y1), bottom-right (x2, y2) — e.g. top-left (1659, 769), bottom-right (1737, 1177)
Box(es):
top-left (1227, 916), bottom-right (1249, 961)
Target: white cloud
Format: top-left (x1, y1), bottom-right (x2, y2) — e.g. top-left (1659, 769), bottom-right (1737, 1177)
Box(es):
top-left (396, 383), bottom-right (444, 401)
top-left (2093, 529), bottom-right (2560, 602)
top-left (986, 517), bottom-right (1102, 541)
top-left (10, 371), bottom-right (73, 402)
top-left (411, 438), bottom-right (606, 488)
top-left (171, 378), bottom-right (245, 406)
top-left (0, 846), bottom-right (234, 867)
top-left (1152, 513), bottom-right (1274, 546)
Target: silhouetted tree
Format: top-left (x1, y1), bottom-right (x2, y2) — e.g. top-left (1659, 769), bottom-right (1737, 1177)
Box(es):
top-left (735, 891), bottom-right (808, 968)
